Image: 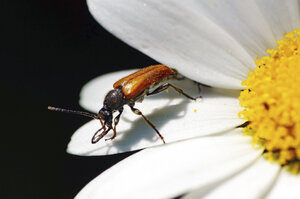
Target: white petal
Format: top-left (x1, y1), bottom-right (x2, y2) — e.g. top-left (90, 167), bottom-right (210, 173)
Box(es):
top-left (87, 0), bottom-right (258, 89)
top-left (187, 0), bottom-right (296, 57)
top-left (265, 170), bottom-right (300, 199)
top-left (184, 157), bottom-right (280, 199)
top-left (68, 70), bottom-right (243, 155)
top-left (254, 0), bottom-right (300, 41)
top-left (75, 135), bottom-right (262, 199)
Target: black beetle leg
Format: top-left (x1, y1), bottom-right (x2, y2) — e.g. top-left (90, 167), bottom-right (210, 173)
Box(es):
top-left (105, 108), bottom-right (123, 141)
top-left (147, 83), bottom-right (200, 100)
top-left (130, 106), bottom-right (165, 144)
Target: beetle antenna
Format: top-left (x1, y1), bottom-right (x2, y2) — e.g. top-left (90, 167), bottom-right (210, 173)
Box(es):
top-left (48, 106), bottom-right (98, 120)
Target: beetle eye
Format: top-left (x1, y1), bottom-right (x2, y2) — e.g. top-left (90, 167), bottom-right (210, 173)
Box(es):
top-left (98, 109), bottom-right (104, 119)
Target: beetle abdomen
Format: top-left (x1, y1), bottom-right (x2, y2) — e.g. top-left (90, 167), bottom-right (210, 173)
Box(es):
top-left (113, 65), bottom-right (174, 99)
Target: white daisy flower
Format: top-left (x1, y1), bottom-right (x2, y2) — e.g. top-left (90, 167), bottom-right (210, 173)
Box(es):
top-left (66, 0), bottom-right (300, 198)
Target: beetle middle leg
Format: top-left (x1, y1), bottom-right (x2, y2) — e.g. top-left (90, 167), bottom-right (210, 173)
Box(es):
top-left (129, 106), bottom-right (165, 144)
top-left (105, 108), bottom-right (123, 141)
top-left (173, 71), bottom-right (202, 93)
top-left (147, 83), bottom-right (199, 100)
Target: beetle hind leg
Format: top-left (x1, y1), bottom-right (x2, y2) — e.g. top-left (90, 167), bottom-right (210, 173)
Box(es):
top-left (147, 83), bottom-right (200, 100)
top-left (130, 106), bottom-right (165, 144)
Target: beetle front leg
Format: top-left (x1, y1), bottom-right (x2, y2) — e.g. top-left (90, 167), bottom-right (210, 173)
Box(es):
top-left (147, 83), bottom-right (200, 100)
top-left (130, 106), bottom-right (165, 144)
top-left (105, 108), bottom-right (123, 141)
top-left (92, 125), bottom-right (111, 144)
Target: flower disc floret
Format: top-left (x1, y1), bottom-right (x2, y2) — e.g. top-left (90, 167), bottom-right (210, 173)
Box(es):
top-left (239, 29), bottom-right (300, 173)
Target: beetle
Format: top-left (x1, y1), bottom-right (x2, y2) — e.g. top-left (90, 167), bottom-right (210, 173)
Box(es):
top-left (48, 65), bottom-right (199, 144)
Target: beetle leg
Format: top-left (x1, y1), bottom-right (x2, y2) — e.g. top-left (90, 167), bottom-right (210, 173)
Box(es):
top-left (195, 82), bottom-right (202, 93)
top-left (130, 106), bottom-right (165, 144)
top-left (99, 118), bottom-right (106, 132)
top-left (147, 83), bottom-right (199, 100)
top-left (105, 108), bottom-right (123, 141)
top-left (92, 126), bottom-right (111, 144)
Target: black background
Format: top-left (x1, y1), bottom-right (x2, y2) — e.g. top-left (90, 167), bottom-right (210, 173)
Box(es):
top-left (2, 0), bottom-right (156, 198)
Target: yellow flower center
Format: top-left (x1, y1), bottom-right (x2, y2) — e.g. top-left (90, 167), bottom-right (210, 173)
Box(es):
top-left (239, 29), bottom-right (300, 174)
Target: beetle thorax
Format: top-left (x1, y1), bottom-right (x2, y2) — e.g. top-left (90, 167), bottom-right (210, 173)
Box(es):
top-left (103, 87), bottom-right (126, 111)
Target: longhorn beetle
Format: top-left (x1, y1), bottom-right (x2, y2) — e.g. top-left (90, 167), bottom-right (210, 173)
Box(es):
top-left (48, 65), bottom-right (200, 144)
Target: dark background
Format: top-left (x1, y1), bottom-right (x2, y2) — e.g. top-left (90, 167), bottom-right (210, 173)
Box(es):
top-left (2, 0), bottom-right (155, 198)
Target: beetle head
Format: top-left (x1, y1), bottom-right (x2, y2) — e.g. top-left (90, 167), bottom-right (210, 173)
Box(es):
top-left (98, 107), bottom-right (112, 125)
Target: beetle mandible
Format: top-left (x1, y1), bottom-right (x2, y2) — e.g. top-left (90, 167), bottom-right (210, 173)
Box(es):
top-left (49, 65), bottom-right (200, 144)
